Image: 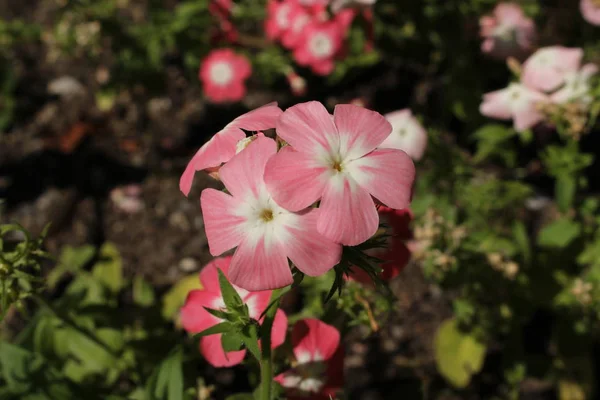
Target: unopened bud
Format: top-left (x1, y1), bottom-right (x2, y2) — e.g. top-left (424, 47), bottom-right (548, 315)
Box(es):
top-left (286, 72), bottom-right (306, 97)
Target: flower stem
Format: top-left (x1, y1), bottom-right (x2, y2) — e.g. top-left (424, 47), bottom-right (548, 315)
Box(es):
top-left (259, 338), bottom-right (273, 400)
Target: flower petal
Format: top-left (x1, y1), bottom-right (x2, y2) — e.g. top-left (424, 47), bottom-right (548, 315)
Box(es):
top-left (200, 334), bottom-right (247, 367)
top-left (348, 148), bottom-right (415, 210)
top-left (199, 256), bottom-right (233, 292)
top-left (276, 101), bottom-right (338, 154)
top-left (180, 290), bottom-right (224, 333)
top-left (271, 309), bottom-right (289, 349)
top-left (229, 102), bottom-right (283, 131)
top-left (200, 189), bottom-right (246, 256)
top-left (333, 104), bottom-right (393, 160)
top-left (264, 147), bottom-right (328, 212)
top-left (292, 319), bottom-right (340, 363)
top-left (317, 176), bottom-right (379, 246)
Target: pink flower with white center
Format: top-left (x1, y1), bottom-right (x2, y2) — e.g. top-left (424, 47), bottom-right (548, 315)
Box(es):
top-left (522, 46), bottom-right (584, 92)
top-left (275, 319), bottom-right (343, 399)
top-left (581, 0), bottom-right (600, 25)
top-left (281, 5), bottom-right (312, 49)
top-left (380, 109), bottom-right (428, 161)
top-left (264, 102), bottom-right (415, 246)
top-left (480, 83), bottom-right (549, 131)
top-left (200, 136), bottom-right (342, 291)
top-left (293, 21), bottom-right (343, 75)
top-left (265, 0), bottom-right (300, 41)
top-left (179, 103), bottom-right (282, 196)
top-left (180, 257), bottom-right (288, 367)
top-left (551, 63), bottom-right (599, 105)
top-left (479, 3), bottom-right (536, 59)
top-left (199, 49), bottom-right (251, 103)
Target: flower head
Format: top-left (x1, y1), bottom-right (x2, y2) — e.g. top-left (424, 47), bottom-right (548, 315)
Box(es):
top-left (200, 136), bottom-right (342, 290)
top-left (380, 109), bottom-right (427, 161)
top-left (180, 257), bottom-right (288, 367)
top-left (479, 3), bottom-right (536, 58)
top-left (551, 63), bottom-right (599, 105)
top-left (480, 83), bottom-right (548, 131)
top-left (179, 103), bottom-right (282, 196)
top-left (275, 319), bottom-right (343, 399)
top-left (199, 49), bottom-right (252, 103)
top-left (264, 101), bottom-right (415, 246)
top-left (265, 0), bottom-right (300, 41)
top-left (581, 0), bottom-right (600, 25)
top-left (522, 46), bottom-right (584, 92)
top-left (293, 21), bottom-right (343, 75)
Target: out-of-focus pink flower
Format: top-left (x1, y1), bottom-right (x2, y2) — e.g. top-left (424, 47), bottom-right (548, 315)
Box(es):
top-left (275, 319), bottom-right (343, 399)
top-left (581, 0), bottom-right (600, 25)
top-left (285, 69), bottom-right (307, 96)
top-left (551, 63), bottom-right (599, 104)
top-left (293, 21), bottom-right (343, 75)
top-left (110, 184), bottom-right (144, 213)
top-left (380, 109), bottom-right (427, 161)
top-left (199, 49), bottom-right (252, 103)
top-left (480, 83), bottom-right (548, 131)
top-left (331, 0), bottom-right (376, 13)
top-left (200, 136), bottom-right (342, 291)
top-left (349, 207), bottom-right (413, 285)
top-left (522, 46), bottom-right (584, 92)
top-left (281, 5), bottom-right (312, 49)
top-left (180, 257), bottom-right (288, 367)
top-left (479, 3), bottom-right (536, 59)
top-left (179, 103), bottom-right (282, 196)
top-left (265, 0), bottom-right (301, 41)
top-left (264, 102), bottom-right (415, 246)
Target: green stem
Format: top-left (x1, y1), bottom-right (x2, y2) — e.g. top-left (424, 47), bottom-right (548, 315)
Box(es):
top-left (259, 338), bottom-right (273, 400)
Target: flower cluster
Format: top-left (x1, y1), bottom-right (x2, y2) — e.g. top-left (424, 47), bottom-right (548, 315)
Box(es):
top-left (181, 101), bottom-right (415, 291)
top-left (480, 46), bottom-right (598, 132)
top-left (479, 3), bottom-right (536, 59)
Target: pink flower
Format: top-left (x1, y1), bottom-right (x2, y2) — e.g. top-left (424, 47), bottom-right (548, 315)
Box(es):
top-left (349, 207), bottom-right (412, 285)
top-left (275, 319), bottom-right (343, 399)
top-left (581, 0), bottom-right (600, 25)
top-left (199, 49), bottom-right (251, 103)
top-left (480, 83), bottom-right (548, 131)
top-left (479, 3), bottom-right (536, 59)
top-left (522, 46), bottom-right (584, 92)
top-left (551, 63), bottom-right (599, 104)
top-left (264, 101), bottom-right (415, 246)
top-left (209, 0), bottom-right (238, 43)
top-left (200, 136), bottom-right (342, 290)
top-left (380, 109), bottom-right (427, 161)
top-left (265, 0), bottom-right (299, 41)
top-left (293, 21), bottom-right (343, 75)
top-left (180, 257), bottom-right (288, 367)
top-left (281, 5), bottom-right (312, 49)
top-left (179, 103), bottom-right (282, 196)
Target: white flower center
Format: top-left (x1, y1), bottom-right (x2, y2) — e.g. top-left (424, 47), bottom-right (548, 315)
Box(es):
top-left (276, 4), bottom-right (291, 28)
top-left (280, 357), bottom-right (328, 394)
top-left (309, 33), bottom-right (333, 58)
top-left (210, 62), bottom-right (234, 86)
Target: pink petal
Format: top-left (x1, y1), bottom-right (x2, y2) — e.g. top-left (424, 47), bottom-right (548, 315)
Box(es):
top-left (283, 208), bottom-right (342, 276)
top-left (270, 309), bottom-right (289, 349)
top-left (349, 148), bottom-right (415, 210)
top-left (228, 236), bottom-right (294, 291)
top-left (513, 107), bottom-right (544, 131)
top-left (333, 104), bottom-right (393, 160)
top-left (480, 91), bottom-right (512, 120)
top-left (179, 127), bottom-right (246, 196)
top-left (200, 334), bottom-right (247, 367)
top-left (292, 319), bottom-right (340, 362)
top-left (317, 176), bottom-right (379, 246)
top-left (246, 290), bottom-right (273, 320)
top-left (200, 189), bottom-right (246, 256)
top-left (582, 0), bottom-right (600, 25)
top-left (219, 136), bottom-right (277, 198)
top-left (229, 102), bottom-right (283, 131)
top-left (276, 101), bottom-right (339, 155)
top-left (264, 147), bottom-right (328, 212)
top-left (180, 290), bottom-right (224, 333)
top-left (199, 256), bottom-right (233, 291)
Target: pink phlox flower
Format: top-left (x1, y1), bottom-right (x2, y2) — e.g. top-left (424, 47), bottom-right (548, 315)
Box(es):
top-left (180, 256), bottom-right (288, 367)
top-left (199, 49), bottom-right (252, 103)
top-left (264, 101), bottom-right (415, 246)
top-left (200, 136), bottom-right (342, 291)
top-left (281, 5), bottom-right (313, 49)
top-left (551, 63), bottom-right (599, 105)
top-left (581, 0), bottom-right (600, 25)
top-left (380, 109), bottom-right (428, 161)
top-left (479, 3), bottom-right (536, 58)
top-left (480, 82), bottom-right (549, 132)
top-left (275, 319), bottom-right (344, 399)
top-left (522, 46), bottom-right (584, 92)
top-left (265, 0), bottom-right (303, 41)
top-left (179, 103), bottom-right (282, 196)
top-left (293, 20), bottom-right (344, 75)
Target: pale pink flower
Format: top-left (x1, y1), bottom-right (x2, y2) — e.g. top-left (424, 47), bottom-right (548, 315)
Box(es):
top-left (480, 83), bottom-right (548, 131)
top-left (199, 49), bottom-right (251, 103)
top-left (200, 136), bottom-right (342, 291)
top-left (264, 102), bottom-right (415, 246)
top-left (551, 63), bottom-right (599, 104)
top-left (380, 109), bottom-right (427, 161)
top-left (275, 319), bottom-right (343, 399)
top-left (581, 0), bottom-right (600, 25)
top-left (522, 46), bottom-right (584, 92)
top-left (180, 257), bottom-right (288, 367)
top-left (293, 21), bottom-right (343, 75)
top-left (179, 103), bottom-right (282, 196)
top-left (479, 3), bottom-right (536, 59)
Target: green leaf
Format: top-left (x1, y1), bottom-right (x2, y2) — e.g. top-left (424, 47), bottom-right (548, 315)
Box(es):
top-left (48, 245), bottom-right (95, 288)
top-left (556, 174), bottom-right (576, 213)
top-left (161, 274), bottom-right (203, 320)
top-left (152, 348), bottom-right (184, 400)
top-left (434, 319), bottom-right (486, 388)
top-left (92, 243), bottom-right (124, 293)
top-left (203, 306), bottom-right (232, 321)
top-left (133, 275), bottom-right (155, 307)
top-left (240, 323), bottom-right (261, 361)
top-left (538, 218), bottom-right (581, 249)
top-left (217, 269), bottom-right (244, 311)
top-left (0, 341), bottom-right (39, 393)
top-left (221, 331), bottom-right (244, 352)
top-left (512, 221), bottom-right (531, 264)
top-left (472, 124), bottom-right (516, 164)
top-left (192, 322), bottom-right (232, 339)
